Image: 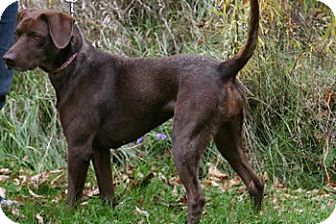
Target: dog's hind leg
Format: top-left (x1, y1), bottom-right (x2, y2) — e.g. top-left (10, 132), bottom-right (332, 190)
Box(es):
top-left (214, 118), bottom-right (264, 209)
top-left (172, 106), bottom-right (215, 224)
top-left (92, 149), bottom-right (114, 203)
top-left (172, 132), bottom-right (209, 224)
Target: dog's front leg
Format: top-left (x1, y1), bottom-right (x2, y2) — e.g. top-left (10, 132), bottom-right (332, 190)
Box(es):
top-left (67, 145), bottom-right (92, 208)
top-left (92, 149), bottom-right (114, 203)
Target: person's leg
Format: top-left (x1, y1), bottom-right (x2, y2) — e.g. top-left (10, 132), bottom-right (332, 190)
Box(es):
top-left (0, 2), bottom-right (18, 109)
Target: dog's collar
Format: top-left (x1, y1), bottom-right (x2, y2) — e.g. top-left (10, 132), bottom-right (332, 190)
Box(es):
top-left (49, 52), bottom-right (78, 74)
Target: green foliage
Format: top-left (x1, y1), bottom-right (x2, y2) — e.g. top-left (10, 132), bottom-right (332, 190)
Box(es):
top-left (0, 71), bottom-right (66, 172)
top-left (2, 0), bottom-right (335, 188)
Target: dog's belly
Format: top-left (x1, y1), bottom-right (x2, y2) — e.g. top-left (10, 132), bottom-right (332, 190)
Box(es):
top-left (92, 102), bottom-right (174, 149)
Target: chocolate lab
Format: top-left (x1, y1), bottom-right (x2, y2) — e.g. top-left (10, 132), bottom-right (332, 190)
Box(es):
top-left (3, 0), bottom-right (263, 223)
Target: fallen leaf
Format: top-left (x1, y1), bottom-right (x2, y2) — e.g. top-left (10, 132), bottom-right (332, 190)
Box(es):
top-left (271, 179), bottom-right (286, 190)
top-left (208, 165), bottom-right (229, 180)
top-left (135, 206), bottom-right (149, 218)
top-left (172, 185), bottom-right (178, 197)
top-left (80, 201), bottom-right (89, 206)
top-left (262, 172), bottom-right (269, 182)
top-left (177, 196), bottom-right (187, 205)
top-left (83, 187), bottom-right (99, 197)
top-left (36, 213), bottom-right (44, 224)
top-left (204, 164), bottom-right (243, 191)
top-left (169, 176), bottom-right (183, 186)
top-left (13, 178), bottom-right (20, 186)
top-left (28, 188), bottom-right (44, 199)
top-left (11, 207), bottom-right (21, 218)
top-left (0, 175), bottom-right (9, 182)
top-left (0, 168), bottom-right (11, 175)
top-left (20, 169), bottom-right (64, 188)
top-left (157, 172), bottom-right (168, 184)
top-left (51, 192), bottom-right (66, 203)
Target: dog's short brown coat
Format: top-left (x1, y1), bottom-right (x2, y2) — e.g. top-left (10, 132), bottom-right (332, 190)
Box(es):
top-left (4, 1), bottom-right (263, 223)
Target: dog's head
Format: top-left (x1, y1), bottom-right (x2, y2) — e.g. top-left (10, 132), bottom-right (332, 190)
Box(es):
top-left (3, 9), bottom-right (74, 71)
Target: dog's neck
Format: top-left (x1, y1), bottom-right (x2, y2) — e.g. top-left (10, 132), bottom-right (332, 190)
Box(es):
top-left (49, 52), bottom-right (79, 74)
top-left (45, 25), bottom-right (88, 109)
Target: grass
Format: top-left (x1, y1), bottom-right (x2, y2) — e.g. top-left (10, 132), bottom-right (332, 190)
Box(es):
top-left (0, 70), bottom-right (65, 172)
top-left (2, 153), bottom-right (335, 224)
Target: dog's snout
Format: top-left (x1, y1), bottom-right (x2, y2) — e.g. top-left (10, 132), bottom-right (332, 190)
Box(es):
top-left (3, 52), bottom-right (16, 69)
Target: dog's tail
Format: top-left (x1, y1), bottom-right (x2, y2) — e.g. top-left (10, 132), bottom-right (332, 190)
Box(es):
top-left (218, 0), bottom-right (259, 79)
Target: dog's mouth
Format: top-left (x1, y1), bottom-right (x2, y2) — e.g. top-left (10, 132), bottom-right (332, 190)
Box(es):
top-left (5, 63), bottom-right (31, 72)
top-left (4, 60), bottom-right (35, 72)
top-left (4, 60), bottom-right (16, 70)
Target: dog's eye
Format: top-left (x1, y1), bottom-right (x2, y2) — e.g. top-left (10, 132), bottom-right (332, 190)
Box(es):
top-left (30, 33), bottom-right (41, 40)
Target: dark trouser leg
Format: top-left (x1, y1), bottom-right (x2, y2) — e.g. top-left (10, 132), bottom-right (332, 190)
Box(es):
top-left (0, 2), bottom-right (18, 109)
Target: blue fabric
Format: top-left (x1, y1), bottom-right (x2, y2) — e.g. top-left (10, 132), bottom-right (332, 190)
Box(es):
top-left (0, 2), bottom-right (18, 109)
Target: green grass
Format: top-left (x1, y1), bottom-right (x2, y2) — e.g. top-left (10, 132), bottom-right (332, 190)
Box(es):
top-left (2, 154), bottom-right (335, 224)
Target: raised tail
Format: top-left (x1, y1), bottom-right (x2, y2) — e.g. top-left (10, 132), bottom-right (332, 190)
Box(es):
top-left (218, 0), bottom-right (259, 79)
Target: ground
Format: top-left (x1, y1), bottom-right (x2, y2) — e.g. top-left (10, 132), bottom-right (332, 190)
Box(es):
top-left (1, 154), bottom-right (335, 224)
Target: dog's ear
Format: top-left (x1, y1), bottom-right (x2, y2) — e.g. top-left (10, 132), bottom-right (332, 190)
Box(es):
top-left (43, 12), bottom-right (74, 49)
top-left (17, 9), bottom-right (28, 23)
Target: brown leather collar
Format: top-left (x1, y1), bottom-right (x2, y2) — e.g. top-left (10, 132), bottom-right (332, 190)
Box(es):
top-left (49, 52), bottom-right (78, 74)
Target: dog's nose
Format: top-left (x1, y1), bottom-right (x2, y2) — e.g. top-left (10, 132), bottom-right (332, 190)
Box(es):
top-left (3, 52), bottom-right (16, 69)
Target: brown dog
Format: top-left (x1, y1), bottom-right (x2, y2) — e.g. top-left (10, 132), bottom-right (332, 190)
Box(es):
top-left (3, 0), bottom-right (263, 223)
